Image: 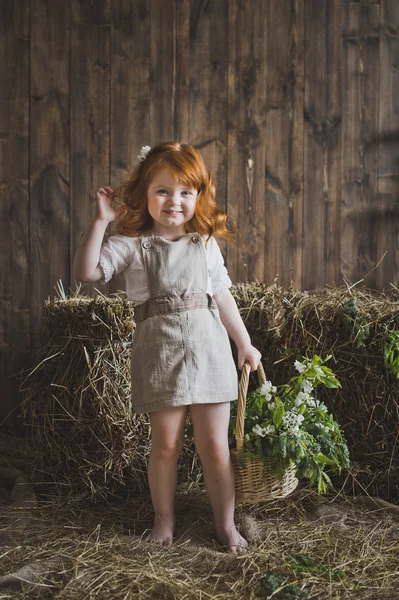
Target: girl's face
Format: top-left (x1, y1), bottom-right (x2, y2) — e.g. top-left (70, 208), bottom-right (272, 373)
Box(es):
top-left (147, 167), bottom-right (198, 237)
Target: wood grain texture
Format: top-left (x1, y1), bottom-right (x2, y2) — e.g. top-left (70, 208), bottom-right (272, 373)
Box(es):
top-left (70, 0), bottom-right (110, 297)
top-left (303, 0), bottom-right (342, 289)
top-left (175, 0), bottom-right (190, 142)
top-left (109, 0), bottom-right (150, 293)
top-left (341, 3), bottom-right (380, 287)
top-left (2, 0), bottom-right (399, 423)
top-left (227, 0), bottom-right (267, 284)
top-left (377, 0), bottom-right (399, 289)
top-left (0, 0), bottom-right (29, 426)
top-left (189, 0), bottom-right (229, 261)
top-left (30, 0), bottom-right (70, 346)
top-left (149, 0), bottom-right (175, 144)
top-left (264, 0), bottom-right (304, 288)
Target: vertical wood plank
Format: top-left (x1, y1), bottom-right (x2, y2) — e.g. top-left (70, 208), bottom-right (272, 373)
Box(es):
top-left (264, 0), bottom-right (304, 288)
top-left (227, 0), bottom-right (267, 284)
top-left (175, 0), bottom-right (190, 142)
top-left (377, 0), bottom-right (399, 289)
top-left (303, 0), bottom-right (342, 289)
top-left (30, 0), bottom-right (70, 345)
top-left (189, 0), bottom-right (229, 260)
top-left (149, 0), bottom-right (175, 144)
top-left (0, 0), bottom-right (29, 427)
top-left (70, 0), bottom-right (110, 297)
top-left (110, 0), bottom-right (150, 294)
top-left (341, 2), bottom-right (380, 287)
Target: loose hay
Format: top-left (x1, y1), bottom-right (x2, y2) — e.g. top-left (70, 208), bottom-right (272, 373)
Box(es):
top-left (0, 485), bottom-right (398, 599)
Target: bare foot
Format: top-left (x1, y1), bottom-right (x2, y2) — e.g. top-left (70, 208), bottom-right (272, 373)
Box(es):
top-left (147, 515), bottom-right (174, 547)
top-left (216, 525), bottom-right (248, 554)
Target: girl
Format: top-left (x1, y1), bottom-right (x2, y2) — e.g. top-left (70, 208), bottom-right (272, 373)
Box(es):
top-left (73, 142), bottom-right (262, 553)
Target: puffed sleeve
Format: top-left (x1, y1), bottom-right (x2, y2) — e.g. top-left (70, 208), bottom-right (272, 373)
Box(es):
top-left (98, 234), bottom-right (133, 283)
top-left (208, 236), bottom-right (233, 296)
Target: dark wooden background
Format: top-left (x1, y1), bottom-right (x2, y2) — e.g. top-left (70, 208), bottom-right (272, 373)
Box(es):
top-left (1, 0), bottom-right (398, 427)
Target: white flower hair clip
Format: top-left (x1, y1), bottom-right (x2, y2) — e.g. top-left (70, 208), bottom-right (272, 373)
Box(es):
top-left (137, 145), bottom-right (151, 163)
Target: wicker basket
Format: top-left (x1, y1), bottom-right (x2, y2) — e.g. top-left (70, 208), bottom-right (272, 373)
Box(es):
top-left (230, 361), bottom-right (299, 502)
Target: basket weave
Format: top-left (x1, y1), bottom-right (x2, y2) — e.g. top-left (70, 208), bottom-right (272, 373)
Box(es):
top-left (230, 361), bottom-right (298, 502)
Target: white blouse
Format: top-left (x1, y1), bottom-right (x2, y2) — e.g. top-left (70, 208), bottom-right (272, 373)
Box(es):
top-left (98, 234), bottom-right (233, 305)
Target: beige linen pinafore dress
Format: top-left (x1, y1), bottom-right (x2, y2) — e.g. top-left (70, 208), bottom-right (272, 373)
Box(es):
top-left (131, 232), bottom-right (239, 414)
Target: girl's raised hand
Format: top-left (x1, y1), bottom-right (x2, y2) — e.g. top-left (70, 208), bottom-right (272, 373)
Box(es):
top-left (95, 187), bottom-right (128, 223)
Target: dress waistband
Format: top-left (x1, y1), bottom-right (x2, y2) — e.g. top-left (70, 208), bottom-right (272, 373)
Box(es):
top-left (134, 291), bottom-right (217, 322)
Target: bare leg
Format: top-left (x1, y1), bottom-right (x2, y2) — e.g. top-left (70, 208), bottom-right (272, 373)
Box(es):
top-left (190, 402), bottom-right (248, 554)
top-left (147, 406), bottom-right (188, 545)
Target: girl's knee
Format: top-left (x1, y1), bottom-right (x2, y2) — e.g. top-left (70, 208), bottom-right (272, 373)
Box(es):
top-left (151, 438), bottom-right (183, 462)
top-left (194, 437), bottom-right (229, 463)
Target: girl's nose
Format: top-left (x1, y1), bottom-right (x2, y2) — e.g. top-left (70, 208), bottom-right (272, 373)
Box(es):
top-left (171, 192), bottom-right (182, 205)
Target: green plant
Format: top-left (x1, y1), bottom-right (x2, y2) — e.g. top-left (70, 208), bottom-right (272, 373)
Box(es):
top-left (259, 572), bottom-right (308, 599)
top-left (230, 355), bottom-right (350, 494)
top-left (382, 331), bottom-right (399, 378)
top-left (341, 301), bottom-right (370, 348)
top-left (287, 554), bottom-right (345, 580)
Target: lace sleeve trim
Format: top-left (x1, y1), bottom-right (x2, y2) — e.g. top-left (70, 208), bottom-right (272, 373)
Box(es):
top-left (98, 256), bottom-right (112, 283)
top-left (212, 275), bottom-right (232, 297)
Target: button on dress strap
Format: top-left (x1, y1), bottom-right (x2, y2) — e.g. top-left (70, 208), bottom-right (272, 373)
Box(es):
top-left (142, 240), bottom-right (152, 250)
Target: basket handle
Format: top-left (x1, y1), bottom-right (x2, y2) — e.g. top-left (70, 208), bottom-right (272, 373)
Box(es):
top-left (235, 361), bottom-right (267, 451)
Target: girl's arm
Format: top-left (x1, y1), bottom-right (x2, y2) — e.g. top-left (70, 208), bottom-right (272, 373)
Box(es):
top-left (73, 186), bottom-right (127, 282)
top-left (213, 289), bottom-right (262, 371)
top-left (73, 218), bottom-right (109, 282)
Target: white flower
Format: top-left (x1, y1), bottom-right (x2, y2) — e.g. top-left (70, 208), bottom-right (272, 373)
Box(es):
top-left (316, 423), bottom-right (329, 431)
top-left (137, 145), bottom-right (151, 163)
top-left (283, 411), bottom-right (305, 430)
top-left (282, 413), bottom-right (294, 426)
top-left (294, 360), bottom-right (306, 373)
top-left (294, 391), bottom-right (307, 405)
top-left (267, 401), bottom-right (275, 411)
top-left (302, 380), bottom-right (313, 394)
top-left (295, 390), bottom-right (315, 407)
top-left (252, 423), bottom-right (276, 437)
top-left (252, 424), bottom-right (266, 437)
top-left (260, 381), bottom-right (277, 395)
top-left (315, 401), bottom-right (327, 412)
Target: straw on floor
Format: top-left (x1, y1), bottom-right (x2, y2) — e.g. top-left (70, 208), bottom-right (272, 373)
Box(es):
top-left (0, 478), bottom-right (398, 599)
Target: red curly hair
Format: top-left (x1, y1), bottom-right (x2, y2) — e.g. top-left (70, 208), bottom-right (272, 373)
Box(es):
top-left (113, 141), bottom-right (236, 243)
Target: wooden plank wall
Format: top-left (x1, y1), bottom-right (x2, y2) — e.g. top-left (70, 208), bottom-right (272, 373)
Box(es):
top-left (1, 0), bottom-right (398, 427)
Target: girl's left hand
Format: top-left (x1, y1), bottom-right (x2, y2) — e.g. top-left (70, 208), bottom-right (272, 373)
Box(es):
top-left (237, 345), bottom-right (262, 372)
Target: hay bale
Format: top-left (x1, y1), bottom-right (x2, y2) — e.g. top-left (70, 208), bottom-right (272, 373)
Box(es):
top-left (231, 282), bottom-right (399, 503)
top-left (20, 289), bottom-right (200, 500)
top-left (21, 283), bottom-right (399, 503)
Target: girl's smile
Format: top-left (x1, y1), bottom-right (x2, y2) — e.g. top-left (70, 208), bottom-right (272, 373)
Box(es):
top-left (163, 209), bottom-right (183, 216)
top-left (147, 168), bottom-right (198, 237)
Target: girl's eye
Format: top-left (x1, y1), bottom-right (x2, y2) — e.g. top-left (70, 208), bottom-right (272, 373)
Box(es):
top-left (157, 189), bottom-right (194, 195)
